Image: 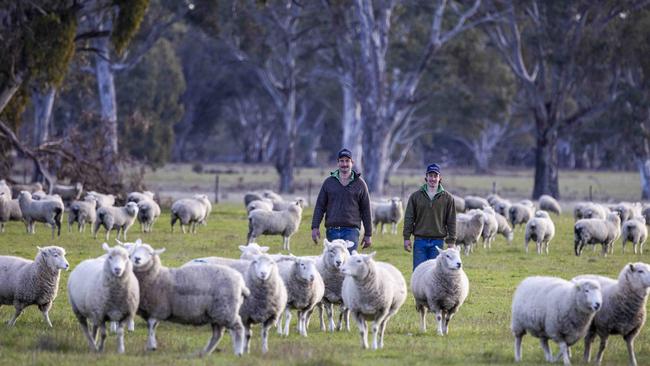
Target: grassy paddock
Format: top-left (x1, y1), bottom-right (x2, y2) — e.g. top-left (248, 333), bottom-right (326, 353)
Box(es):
top-left (0, 203), bottom-right (648, 366)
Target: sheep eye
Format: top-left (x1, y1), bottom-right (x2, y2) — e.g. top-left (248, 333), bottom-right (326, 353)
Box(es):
top-left (53, 254), bottom-right (58, 257)
top-left (356, 259), bottom-right (361, 263)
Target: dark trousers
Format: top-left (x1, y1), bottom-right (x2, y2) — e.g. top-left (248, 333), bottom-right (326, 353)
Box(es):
top-left (413, 238), bottom-right (444, 270)
top-left (326, 227), bottom-right (360, 254)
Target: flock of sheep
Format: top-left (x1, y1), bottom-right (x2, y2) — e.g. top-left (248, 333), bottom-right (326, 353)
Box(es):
top-left (1, 179), bottom-right (650, 365)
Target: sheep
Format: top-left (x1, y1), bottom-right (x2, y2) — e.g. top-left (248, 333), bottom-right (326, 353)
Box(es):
top-left (50, 182), bottom-right (83, 202)
top-left (272, 197), bottom-right (307, 211)
top-left (341, 251), bottom-right (407, 350)
top-left (455, 211), bottom-right (485, 255)
top-left (86, 191), bottom-right (115, 209)
top-left (511, 276), bottom-right (602, 365)
top-left (495, 212), bottom-right (514, 244)
top-left (170, 194), bottom-right (211, 234)
top-left (574, 212), bottom-right (622, 256)
top-left (486, 193), bottom-right (502, 206)
top-left (10, 182), bottom-right (43, 198)
top-left (621, 216), bottom-right (648, 254)
top-left (67, 195), bottom-right (97, 233)
top-left (580, 202), bottom-right (609, 220)
top-left (0, 246), bottom-right (69, 326)
top-left (538, 194), bottom-right (561, 215)
top-left (370, 197), bottom-right (404, 235)
top-left (137, 199), bottom-right (161, 233)
top-left (262, 190), bottom-right (284, 203)
top-left (411, 247), bottom-right (468, 335)
top-left (18, 191), bottom-right (64, 239)
top-left (93, 202), bottom-right (139, 241)
top-left (31, 191), bottom-right (64, 205)
top-left (463, 195), bottom-right (489, 210)
top-left (67, 243), bottom-right (139, 354)
top-left (468, 207), bottom-right (498, 249)
top-left (575, 262), bottom-right (650, 366)
top-left (276, 256), bottom-right (325, 337)
top-left (244, 192), bottom-right (265, 206)
top-left (611, 201), bottom-right (642, 222)
top-left (524, 210), bottom-right (556, 255)
top-left (247, 203), bottom-right (302, 251)
top-left (128, 240), bottom-right (248, 356)
top-left (508, 202), bottom-right (534, 230)
top-left (0, 179), bottom-right (10, 198)
top-left (492, 197), bottom-right (512, 217)
top-left (246, 199), bottom-right (273, 213)
top-left (316, 239), bottom-right (354, 332)
top-left (126, 191), bottom-right (155, 203)
top-left (452, 195), bottom-right (465, 213)
top-left (0, 191), bottom-right (22, 233)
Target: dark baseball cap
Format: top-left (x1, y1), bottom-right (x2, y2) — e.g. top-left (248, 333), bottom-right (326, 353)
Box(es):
top-left (338, 148), bottom-right (352, 159)
top-left (426, 163), bottom-right (441, 175)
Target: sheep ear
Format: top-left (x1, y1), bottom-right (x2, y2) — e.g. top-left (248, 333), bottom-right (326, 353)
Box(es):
top-left (37, 246), bottom-right (47, 256)
top-left (102, 242), bottom-right (111, 252)
top-left (260, 246), bottom-right (270, 253)
top-left (629, 263), bottom-right (635, 272)
top-left (345, 240), bottom-right (355, 249)
top-left (154, 248), bottom-right (166, 256)
top-left (351, 250), bottom-right (359, 256)
top-left (135, 239), bottom-right (142, 246)
top-left (115, 239), bottom-right (124, 246)
top-left (239, 245), bottom-right (247, 252)
top-left (434, 246), bottom-right (443, 253)
top-left (323, 239), bottom-right (330, 248)
top-left (365, 252), bottom-right (377, 260)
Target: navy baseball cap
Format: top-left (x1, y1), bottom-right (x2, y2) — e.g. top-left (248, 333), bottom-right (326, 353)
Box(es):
top-left (338, 148), bottom-right (352, 159)
top-left (426, 163), bottom-right (441, 175)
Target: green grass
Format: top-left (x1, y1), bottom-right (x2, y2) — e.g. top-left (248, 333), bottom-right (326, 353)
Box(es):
top-left (0, 204), bottom-right (649, 365)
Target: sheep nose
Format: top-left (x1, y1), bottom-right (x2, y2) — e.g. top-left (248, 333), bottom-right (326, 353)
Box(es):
top-left (594, 302), bottom-right (601, 310)
top-left (134, 257), bottom-right (141, 264)
top-left (310, 275), bottom-right (314, 281)
top-left (335, 260), bottom-right (342, 266)
top-left (456, 263), bottom-right (462, 269)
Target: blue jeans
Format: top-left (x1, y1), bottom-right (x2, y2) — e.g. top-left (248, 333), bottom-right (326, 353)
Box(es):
top-left (326, 227), bottom-right (360, 254)
top-left (413, 238), bottom-right (444, 270)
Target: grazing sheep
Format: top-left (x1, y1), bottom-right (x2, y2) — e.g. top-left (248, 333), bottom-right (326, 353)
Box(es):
top-left (18, 191), bottom-right (64, 239)
top-left (86, 191), bottom-right (115, 209)
top-left (580, 202), bottom-right (609, 220)
top-left (486, 193), bottom-right (502, 206)
top-left (316, 239), bottom-right (354, 332)
top-left (452, 195), bottom-right (465, 213)
top-left (455, 212), bottom-right (485, 255)
top-left (495, 212), bottom-right (514, 244)
top-left (137, 199), bottom-right (161, 233)
top-left (467, 207), bottom-right (498, 249)
top-left (512, 276), bottom-right (602, 365)
top-left (10, 182), bottom-right (43, 198)
top-left (575, 263), bottom-right (650, 366)
top-left (492, 198), bottom-right (512, 218)
top-left (68, 196), bottom-right (97, 233)
top-left (246, 200), bottom-right (273, 213)
top-left (538, 195), bottom-right (561, 215)
top-left (262, 190), bottom-right (284, 203)
top-left (611, 201), bottom-right (642, 222)
top-left (50, 182), bottom-right (83, 202)
top-left (247, 203), bottom-right (302, 251)
top-left (31, 192), bottom-right (64, 205)
top-left (244, 192), bottom-right (265, 206)
top-left (411, 247), bottom-right (468, 335)
top-left (0, 191), bottom-right (22, 233)
top-left (126, 191), bottom-right (155, 204)
top-left (276, 256), bottom-right (325, 337)
top-left (170, 194), bottom-right (211, 234)
top-left (129, 240), bottom-right (248, 356)
top-left (67, 243), bottom-right (139, 354)
top-left (371, 197), bottom-right (404, 235)
top-left (0, 246), bottom-right (69, 326)
top-left (524, 211), bottom-right (556, 255)
top-left (463, 195), bottom-right (489, 210)
top-left (508, 203), bottom-right (534, 230)
top-left (93, 202), bottom-right (139, 241)
top-left (273, 197), bottom-right (307, 211)
top-left (621, 216), bottom-right (648, 254)
top-left (574, 212), bottom-right (622, 256)
top-left (341, 251), bottom-right (407, 350)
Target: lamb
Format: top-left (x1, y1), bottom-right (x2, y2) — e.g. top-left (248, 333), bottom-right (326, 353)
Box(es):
top-left (0, 246), bottom-right (69, 326)
top-left (524, 210), bottom-right (556, 255)
top-left (247, 203), bottom-right (302, 251)
top-left (575, 262), bottom-right (650, 366)
top-left (341, 251), bottom-right (407, 350)
top-left (50, 182), bottom-right (83, 202)
top-left (67, 243), bottom-right (139, 353)
top-left (126, 191), bottom-right (155, 203)
top-left (371, 197), bottom-right (404, 235)
top-left (511, 276), bottom-right (602, 365)
top-left (0, 191), bottom-right (22, 233)
top-left (463, 195), bottom-right (489, 210)
top-left (316, 239), bottom-right (354, 332)
top-left (495, 212), bottom-right (514, 244)
top-left (574, 212), bottom-right (622, 256)
top-left (137, 198), bottom-right (161, 233)
top-left (246, 199), bottom-right (273, 213)
top-left (93, 202), bottom-right (139, 241)
top-left (276, 256), bottom-right (325, 337)
top-left (18, 191), bottom-right (64, 239)
top-left (129, 240), bottom-right (248, 356)
top-left (410, 247), bottom-right (468, 335)
top-left (86, 191), bottom-right (115, 209)
top-left (455, 211), bottom-right (484, 255)
top-left (68, 196), bottom-right (97, 233)
top-left (508, 202), bottom-right (534, 230)
top-left (452, 195), bottom-right (465, 213)
top-left (621, 216), bottom-right (648, 254)
top-left (170, 194), bottom-right (211, 234)
top-left (538, 194), bottom-right (561, 215)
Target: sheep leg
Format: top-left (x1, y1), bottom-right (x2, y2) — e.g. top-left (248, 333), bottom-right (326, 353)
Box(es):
top-left (77, 317), bottom-right (99, 352)
top-left (283, 308), bottom-right (292, 336)
top-left (283, 236), bottom-right (290, 252)
top-left (624, 334), bottom-right (637, 366)
top-left (353, 312), bottom-right (368, 349)
top-left (261, 320), bottom-right (273, 353)
top-left (391, 223), bottom-right (397, 235)
top-left (443, 311), bottom-right (454, 335)
top-left (582, 330), bottom-right (595, 362)
top-left (243, 323), bottom-right (252, 354)
top-left (146, 318), bottom-right (158, 350)
top-left (38, 303), bottom-right (53, 327)
top-left (324, 303), bottom-right (335, 332)
top-left (556, 341), bottom-right (570, 366)
top-left (435, 311), bottom-right (444, 336)
top-left (200, 323), bottom-right (224, 356)
top-left (97, 322), bottom-right (107, 352)
top-left (8, 303), bottom-right (25, 326)
top-left (371, 319), bottom-right (381, 350)
top-left (116, 322), bottom-right (126, 354)
top-left (514, 333), bottom-right (523, 362)
top-left (595, 334), bottom-right (609, 365)
top-left (229, 319), bottom-right (245, 356)
top-left (337, 305), bottom-right (350, 331)
top-left (417, 304), bottom-right (427, 332)
top-left (540, 337), bottom-right (553, 362)
top-left (378, 316), bottom-right (390, 349)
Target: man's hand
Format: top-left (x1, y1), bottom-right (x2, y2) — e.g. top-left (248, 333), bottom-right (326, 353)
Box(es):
top-left (311, 228), bottom-right (320, 244)
top-left (361, 236), bottom-right (372, 249)
top-left (404, 239), bottom-right (412, 252)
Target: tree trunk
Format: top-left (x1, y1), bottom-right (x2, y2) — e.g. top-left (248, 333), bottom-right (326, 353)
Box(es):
top-left (636, 158), bottom-right (650, 200)
top-left (362, 129), bottom-right (390, 194)
top-left (532, 126), bottom-right (560, 199)
top-left (93, 33), bottom-right (119, 168)
top-left (31, 86), bottom-right (56, 182)
top-left (0, 72), bottom-right (23, 115)
top-left (340, 75), bottom-right (363, 169)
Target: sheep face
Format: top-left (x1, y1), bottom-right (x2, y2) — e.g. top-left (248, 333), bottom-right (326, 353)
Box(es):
top-left (625, 263), bottom-right (650, 290)
top-left (130, 241), bottom-right (165, 269)
top-left (295, 258), bottom-right (318, 282)
top-left (573, 279), bottom-right (602, 313)
top-left (438, 247), bottom-right (462, 270)
top-left (535, 210), bottom-right (550, 219)
top-left (18, 190), bottom-right (31, 202)
top-left (340, 252), bottom-right (376, 279)
top-left (606, 212), bottom-right (621, 226)
top-left (323, 239), bottom-right (351, 269)
top-left (102, 243), bottom-right (131, 277)
top-left (239, 243), bottom-right (269, 259)
top-left (125, 202), bottom-right (139, 216)
top-left (38, 246), bottom-right (69, 271)
top-left (250, 254), bottom-right (275, 281)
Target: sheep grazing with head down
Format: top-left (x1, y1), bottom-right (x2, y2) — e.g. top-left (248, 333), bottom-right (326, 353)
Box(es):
top-left (463, 195), bottom-right (489, 210)
top-left (18, 191), bottom-right (64, 239)
top-left (50, 182), bottom-right (83, 203)
top-left (621, 216), bottom-right (648, 254)
top-left (511, 276), bottom-right (602, 365)
top-left (0, 246), bottom-right (69, 327)
top-left (455, 211), bottom-right (484, 255)
top-left (574, 212), bottom-right (621, 256)
top-left (508, 202), bottom-right (534, 231)
top-left (0, 191), bottom-right (22, 233)
top-left (411, 247), bottom-right (468, 335)
top-left (93, 202), bottom-right (139, 241)
top-left (538, 195), bottom-right (561, 215)
top-left (86, 191), bottom-right (115, 209)
top-left (524, 210), bottom-right (556, 255)
top-left (247, 203), bottom-right (302, 251)
top-left (341, 251), bottom-right (407, 350)
top-left (495, 212), bottom-right (514, 244)
top-left (170, 194), bottom-right (212, 234)
top-left (137, 199), bottom-right (161, 233)
top-left (68, 195), bottom-right (97, 233)
top-left (371, 197), bottom-right (404, 235)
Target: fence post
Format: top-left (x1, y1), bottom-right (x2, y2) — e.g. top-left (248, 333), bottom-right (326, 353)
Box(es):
top-left (308, 178), bottom-right (312, 206)
top-left (214, 175), bottom-right (220, 204)
top-left (492, 181), bottom-right (496, 194)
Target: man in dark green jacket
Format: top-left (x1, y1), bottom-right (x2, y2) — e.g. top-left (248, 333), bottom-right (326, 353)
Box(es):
top-left (403, 163), bottom-right (456, 270)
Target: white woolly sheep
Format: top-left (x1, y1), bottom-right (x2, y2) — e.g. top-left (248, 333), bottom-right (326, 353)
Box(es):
top-left (574, 212), bottom-right (622, 256)
top-left (575, 262), bottom-right (650, 366)
top-left (0, 191), bottom-right (22, 233)
top-left (50, 182), bottom-right (83, 202)
top-left (642, 205), bottom-right (650, 225)
top-left (495, 212), bottom-right (514, 244)
top-left (244, 192), bottom-right (265, 206)
top-left (455, 212), bottom-right (485, 255)
top-left (129, 239), bottom-right (248, 356)
top-left (0, 246), bottom-right (69, 326)
top-left (538, 195), bottom-right (561, 215)
top-left (486, 193), bottom-right (502, 206)
top-left (411, 247), bottom-right (468, 335)
top-left (463, 195), bottom-right (490, 210)
top-left (276, 256), bottom-right (325, 337)
top-left (512, 276), bottom-right (602, 365)
top-left (468, 207), bottom-right (498, 249)
top-left (508, 202), bottom-right (534, 230)
top-left (452, 195), bottom-right (465, 213)
top-left (93, 202), bottom-right (139, 241)
top-left (68, 196), bottom-right (97, 233)
top-left (246, 199), bottom-right (273, 213)
top-left (86, 191), bottom-right (115, 209)
top-left (0, 180), bottom-right (10, 198)
top-left (18, 191), bottom-right (64, 239)
top-left (621, 216), bottom-right (648, 254)
top-left (31, 192), bottom-right (64, 205)
top-left (67, 243), bottom-right (139, 354)
top-left (611, 201), bottom-right (642, 222)
top-left (341, 251), bottom-right (407, 350)
top-left (170, 194), bottom-right (211, 234)
top-left (126, 191), bottom-right (155, 203)
top-left (247, 203), bottom-right (302, 251)
top-left (580, 202), bottom-right (609, 220)
top-left (272, 197), bottom-right (307, 211)
top-left (316, 239), bottom-right (354, 332)
top-left (10, 182), bottom-right (43, 198)
top-left (262, 190), bottom-right (284, 203)
top-left (524, 210), bottom-right (556, 255)
top-left (492, 197), bottom-right (512, 217)
top-left (137, 199), bottom-right (161, 233)
top-left (371, 197), bottom-right (404, 235)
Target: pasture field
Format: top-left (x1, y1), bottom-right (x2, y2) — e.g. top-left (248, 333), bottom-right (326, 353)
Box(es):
top-left (0, 203), bottom-right (649, 366)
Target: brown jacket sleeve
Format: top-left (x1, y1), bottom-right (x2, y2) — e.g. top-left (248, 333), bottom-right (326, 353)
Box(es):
top-left (403, 193), bottom-right (416, 240)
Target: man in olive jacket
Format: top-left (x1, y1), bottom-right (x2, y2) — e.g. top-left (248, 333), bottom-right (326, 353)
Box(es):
top-left (311, 148), bottom-right (372, 253)
top-left (403, 163), bottom-right (456, 270)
